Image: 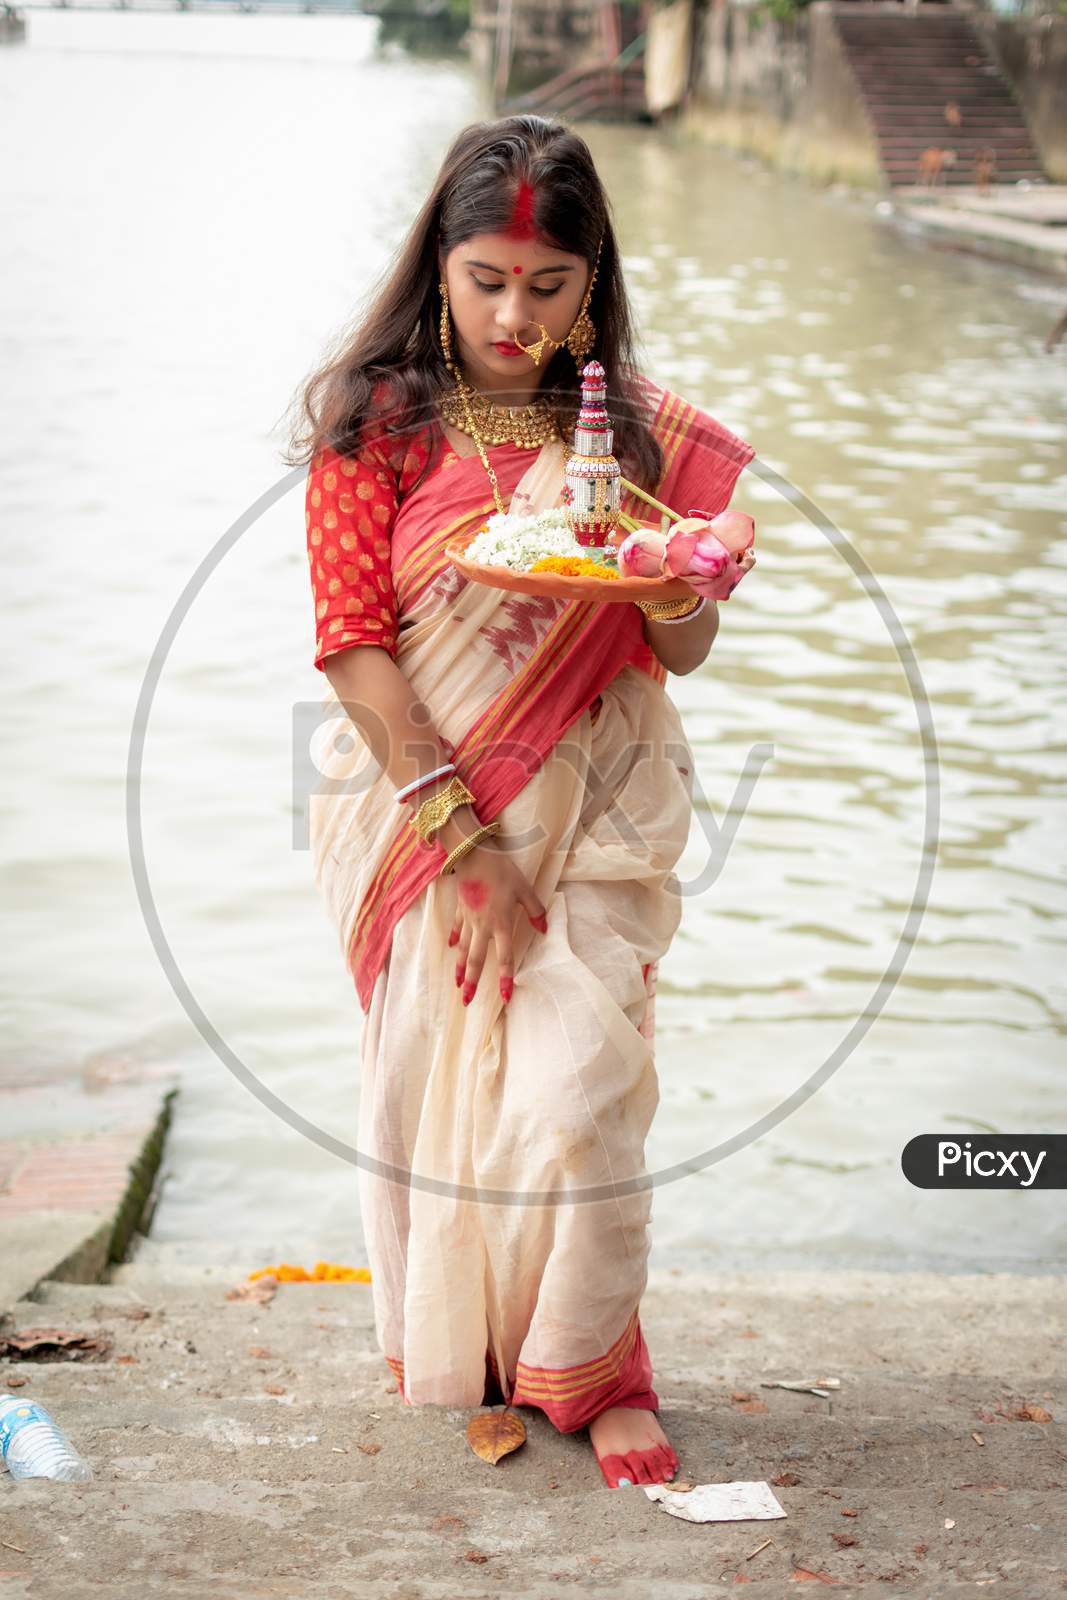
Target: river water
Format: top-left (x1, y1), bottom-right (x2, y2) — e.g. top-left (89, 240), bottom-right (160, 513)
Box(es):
top-left (2, 10), bottom-right (1064, 1281)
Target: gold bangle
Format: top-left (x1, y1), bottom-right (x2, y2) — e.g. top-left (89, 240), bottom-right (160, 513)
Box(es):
top-left (410, 774), bottom-right (477, 844)
top-left (634, 594), bottom-right (703, 621)
top-left (440, 818), bottom-right (502, 876)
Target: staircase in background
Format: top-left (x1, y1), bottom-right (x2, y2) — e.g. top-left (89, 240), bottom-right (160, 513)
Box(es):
top-left (496, 0), bottom-right (649, 123)
top-left (833, 6), bottom-right (1047, 189)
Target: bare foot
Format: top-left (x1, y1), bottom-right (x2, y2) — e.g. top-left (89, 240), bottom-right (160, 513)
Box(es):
top-left (587, 1406), bottom-right (679, 1487)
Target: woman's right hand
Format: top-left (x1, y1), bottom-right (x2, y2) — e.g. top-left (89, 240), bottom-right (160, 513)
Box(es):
top-left (447, 843), bottom-right (548, 1008)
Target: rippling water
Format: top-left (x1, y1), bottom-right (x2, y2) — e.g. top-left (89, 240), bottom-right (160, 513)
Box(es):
top-left (2, 10), bottom-right (1064, 1278)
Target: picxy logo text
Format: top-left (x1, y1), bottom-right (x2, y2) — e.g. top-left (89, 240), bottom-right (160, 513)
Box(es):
top-left (901, 1134), bottom-right (1064, 1190)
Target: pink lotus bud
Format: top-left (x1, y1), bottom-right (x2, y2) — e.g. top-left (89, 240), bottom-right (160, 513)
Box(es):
top-left (617, 529), bottom-right (667, 579)
top-left (663, 510), bottom-right (758, 601)
top-left (687, 508), bottom-right (755, 557)
top-left (663, 518), bottom-right (729, 581)
top-left (661, 520), bottom-right (701, 578)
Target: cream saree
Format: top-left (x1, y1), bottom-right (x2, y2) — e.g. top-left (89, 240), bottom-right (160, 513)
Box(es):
top-left (308, 382), bottom-right (754, 1430)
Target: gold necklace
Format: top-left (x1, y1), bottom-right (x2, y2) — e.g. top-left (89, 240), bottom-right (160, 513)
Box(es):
top-left (438, 375), bottom-right (566, 519)
top-left (435, 385), bottom-right (560, 449)
top-left (449, 372), bottom-right (512, 517)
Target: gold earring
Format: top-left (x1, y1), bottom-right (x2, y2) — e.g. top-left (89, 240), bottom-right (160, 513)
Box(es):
top-left (565, 234), bottom-right (603, 374)
top-left (438, 280), bottom-right (455, 372)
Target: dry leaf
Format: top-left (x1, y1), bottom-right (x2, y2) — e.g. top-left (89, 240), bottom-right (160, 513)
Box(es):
top-left (464, 1549), bottom-right (490, 1564)
top-left (225, 1277), bottom-right (278, 1304)
top-left (840, 1508), bottom-right (859, 1517)
top-left (790, 1567), bottom-right (840, 1583)
top-left (0, 1327), bottom-right (112, 1362)
top-left (735, 1399), bottom-right (769, 1414)
top-left (357, 1442), bottom-right (382, 1455)
top-left (1018, 1403), bottom-right (1052, 1424)
top-left (248, 1345), bottom-right (272, 1359)
top-left (466, 1407), bottom-right (526, 1465)
top-left (4, 1375), bottom-right (27, 1389)
top-left (831, 1533), bottom-right (856, 1548)
top-left (774, 1471), bottom-right (802, 1487)
top-left (264, 1385), bottom-right (286, 1396)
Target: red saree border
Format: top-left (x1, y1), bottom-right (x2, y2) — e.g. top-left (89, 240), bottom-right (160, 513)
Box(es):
top-left (507, 1307), bottom-right (659, 1433)
top-left (347, 381), bottom-right (741, 1012)
top-left (383, 1308), bottom-right (659, 1434)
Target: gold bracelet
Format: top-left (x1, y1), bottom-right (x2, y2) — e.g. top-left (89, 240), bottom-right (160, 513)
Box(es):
top-left (634, 594), bottom-right (704, 622)
top-left (440, 818), bottom-right (502, 876)
top-left (410, 774), bottom-right (477, 844)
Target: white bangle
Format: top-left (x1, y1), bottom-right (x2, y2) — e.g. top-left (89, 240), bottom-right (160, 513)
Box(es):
top-left (649, 595), bottom-right (708, 625)
top-left (394, 762), bottom-right (456, 804)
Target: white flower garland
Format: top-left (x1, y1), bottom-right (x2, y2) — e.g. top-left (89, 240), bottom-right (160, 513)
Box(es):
top-left (467, 510), bottom-right (593, 572)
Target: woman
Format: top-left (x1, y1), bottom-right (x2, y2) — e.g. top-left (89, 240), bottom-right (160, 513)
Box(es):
top-left (288, 115), bottom-right (755, 1489)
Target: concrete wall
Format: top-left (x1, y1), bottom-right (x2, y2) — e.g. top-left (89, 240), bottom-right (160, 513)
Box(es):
top-left (686, 0), bottom-right (882, 189)
top-left (973, 11), bottom-right (1067, 181)
top-left (645, 0), bottom-right (695, 113)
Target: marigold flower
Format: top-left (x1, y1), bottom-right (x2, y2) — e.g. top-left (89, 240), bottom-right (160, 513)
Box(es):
top-left (527, 556), bottom-right (620, 579)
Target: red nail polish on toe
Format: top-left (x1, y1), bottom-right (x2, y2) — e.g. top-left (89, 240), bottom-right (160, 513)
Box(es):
top-left (447, 929), bottom-right (459, 947)
top-left (455, 963), bottom-right (465, 986)
top-left (500, 976), bottom-right (514, 1003)
top-left (462, 983), bottom-right (475, 1006)
top-left (531, 913), bottom-right (548, 934)
top-left (593, 1444), bottom-right (678, 1490)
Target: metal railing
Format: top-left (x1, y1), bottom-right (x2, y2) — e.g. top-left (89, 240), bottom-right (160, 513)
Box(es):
top-left (502, 30), bottom-right (647, 119)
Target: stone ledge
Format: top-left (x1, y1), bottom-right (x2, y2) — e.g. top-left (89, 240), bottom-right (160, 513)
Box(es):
top-left (0, 1085), bottom-right (177, 1325)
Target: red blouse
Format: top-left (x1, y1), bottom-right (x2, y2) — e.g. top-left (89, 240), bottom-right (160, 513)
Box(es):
top-left (306, 431), bottom-right (430, 673)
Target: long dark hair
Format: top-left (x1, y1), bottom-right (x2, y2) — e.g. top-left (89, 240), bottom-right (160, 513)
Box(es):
top-left (283, 114), bottom-right (663, 495)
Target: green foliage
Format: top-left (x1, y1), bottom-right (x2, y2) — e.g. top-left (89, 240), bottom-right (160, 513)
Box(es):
top-left (751, 0), bottom-right (815, 25)
top-left (375, 0), bottom-right (469, 51)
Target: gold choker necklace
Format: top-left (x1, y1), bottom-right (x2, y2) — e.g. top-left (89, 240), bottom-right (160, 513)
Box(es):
top-left (435, 386), bottom-right (562, 449)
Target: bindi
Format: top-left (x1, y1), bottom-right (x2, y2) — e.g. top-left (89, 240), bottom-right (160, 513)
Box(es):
top-left (458, 879), bottom-right (489, 911)
top-left (513, 266), bottom-right (522, 274)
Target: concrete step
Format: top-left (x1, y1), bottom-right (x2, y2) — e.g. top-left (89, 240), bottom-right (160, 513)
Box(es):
top-left (874, 137), bottom-right (1039, 150)
top-left (834, 5), bottom-right (1049, 188)
top-left (0, 1271), bottom-right (1062, 1594)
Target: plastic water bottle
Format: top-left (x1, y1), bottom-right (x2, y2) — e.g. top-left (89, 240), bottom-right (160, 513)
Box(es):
top-left (0, 1394), bottom-right (93, 1482)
